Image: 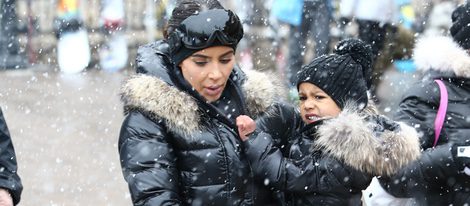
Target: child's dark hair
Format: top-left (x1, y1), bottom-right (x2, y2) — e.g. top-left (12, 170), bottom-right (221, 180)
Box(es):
top-left (164, 0), bottom-right (224, 39)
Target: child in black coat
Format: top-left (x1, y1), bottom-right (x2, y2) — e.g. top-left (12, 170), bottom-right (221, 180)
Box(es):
top-left (236, 39), bottom-right (421, 205)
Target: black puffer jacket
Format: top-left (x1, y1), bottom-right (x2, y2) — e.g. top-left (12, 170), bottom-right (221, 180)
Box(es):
top-left (395, 36), bottom-right (470, 148)
top-left (245, 102), bottom-right (421, 205)
top-left (0, 108), bottom-right (22, 205)
top-left (381, 144), bottom-right (469, 205)
top-left (386, 36), bottom-right (470, 205)
top-left (119, 41), bottom-right (283, 205)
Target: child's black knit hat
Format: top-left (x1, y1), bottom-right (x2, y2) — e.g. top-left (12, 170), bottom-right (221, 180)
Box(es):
top-left (296, 38), bottom-right (373, 109)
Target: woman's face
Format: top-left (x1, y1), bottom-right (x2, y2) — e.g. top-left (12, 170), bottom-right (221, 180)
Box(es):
top-left (179, 46), bottom-right (235, 102)
top-left (298, 82), bottom-right (341, 124)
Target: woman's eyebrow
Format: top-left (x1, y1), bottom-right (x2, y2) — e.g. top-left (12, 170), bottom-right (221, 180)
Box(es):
top-left (219, 51), bottom-right (234, 58)
top-left (190, 50), bottom-right (234, 59)
top-left (191, 54), bottom-right (209, 58)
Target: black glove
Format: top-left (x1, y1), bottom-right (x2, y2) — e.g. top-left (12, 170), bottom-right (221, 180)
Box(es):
top-left (452, 144), bottom-right (470, 171)
top-left (450, 3), bottom-right (470, 49)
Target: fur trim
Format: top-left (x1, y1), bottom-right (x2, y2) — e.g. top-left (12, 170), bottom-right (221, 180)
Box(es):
top-left (121, 71), bottom-right (280, 135)
top-left (121, 75), bottom-right (200, 135)
top-left (242, 69), bottom-right (286, 117)
top-left (313, 103), bottom-right (421, 176)
top-left (363, 94), bottom-right (379, 115)
top-left (414, 35), bottom-right (470, 78)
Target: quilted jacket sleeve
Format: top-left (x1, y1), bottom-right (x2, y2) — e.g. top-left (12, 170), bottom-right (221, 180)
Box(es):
top-left (255, 103), bottom-right (302, 154)
top-left (0, 108), bottom-right (22, 205)
top-left (382, 143), bottom-right (460, 198)
top-left (119, 111), bottom-right (181, 206)
top-left (243, 132), bottom-right (370, 195)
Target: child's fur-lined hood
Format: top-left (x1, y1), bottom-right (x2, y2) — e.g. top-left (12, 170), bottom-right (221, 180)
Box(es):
top-left (120, 69), bottom-right (283, 135)
top-left (313, 103), bottom-right (421, 177)
top-left (414, 35), bottom-right (470, 78)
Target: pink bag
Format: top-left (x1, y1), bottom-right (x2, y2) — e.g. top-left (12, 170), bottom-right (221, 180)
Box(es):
top-left (433, 80), bottom-right (448, 147)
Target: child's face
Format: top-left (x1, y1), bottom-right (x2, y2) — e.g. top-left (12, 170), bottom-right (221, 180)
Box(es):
top-left (298, 82), bottom-right (341, 124)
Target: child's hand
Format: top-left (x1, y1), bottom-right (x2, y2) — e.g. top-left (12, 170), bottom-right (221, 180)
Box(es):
top-left (236, 115), bottom-right (256, 141)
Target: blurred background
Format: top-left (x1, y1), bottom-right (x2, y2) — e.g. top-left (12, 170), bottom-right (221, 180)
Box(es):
top-left (0, 0), bottom-right (466, 205)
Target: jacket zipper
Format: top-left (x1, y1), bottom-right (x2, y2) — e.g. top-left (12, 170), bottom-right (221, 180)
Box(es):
top-left (211, 120), bottom-right (232, 202)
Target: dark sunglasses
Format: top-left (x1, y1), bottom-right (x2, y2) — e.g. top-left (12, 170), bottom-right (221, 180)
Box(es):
top-left (168, 9), bottom-right (244, 54)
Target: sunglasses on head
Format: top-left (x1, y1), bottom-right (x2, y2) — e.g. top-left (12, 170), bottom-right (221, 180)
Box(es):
top-left (168, 9), bottom-right (244, 54)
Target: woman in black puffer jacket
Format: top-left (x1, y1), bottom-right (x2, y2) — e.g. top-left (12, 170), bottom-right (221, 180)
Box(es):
top-left (118, 1), bottom-right (285, 205)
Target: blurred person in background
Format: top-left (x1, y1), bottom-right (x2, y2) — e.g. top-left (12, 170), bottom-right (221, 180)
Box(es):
top-left (286, 0), bottom-right (332, 90)
top-left (413, 0), bottom-right (465, 34)
top-left (421, 0), bottom-right (458, 36)
top-left (339, 0), bottom-right (398, 61)
top-left (0, 108), bottom-right (22, 206)
top-left (339, 0), bottom-right (399, 95)
top-left (118, 0), bottom-right (284, 205)
top-left (245, 0), bottom-right (278, 72)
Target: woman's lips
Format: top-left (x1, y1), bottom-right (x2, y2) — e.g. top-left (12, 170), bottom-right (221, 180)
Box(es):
top-left (204, 85), bottom-right (223, 96)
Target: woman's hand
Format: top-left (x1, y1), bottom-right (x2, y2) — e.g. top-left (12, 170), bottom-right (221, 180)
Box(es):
top-left (0, 189), bottom-right (12, 206)
top-left (236, 115), bottom-right (256, 141)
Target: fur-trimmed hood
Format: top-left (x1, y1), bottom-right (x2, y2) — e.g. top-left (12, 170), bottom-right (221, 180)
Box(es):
top-left (414, 35), bottom-right (470, 78)
top-left (313, 103), bottom-right (421, 177)
top-left (121, 69), bottom-right (284, 135)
